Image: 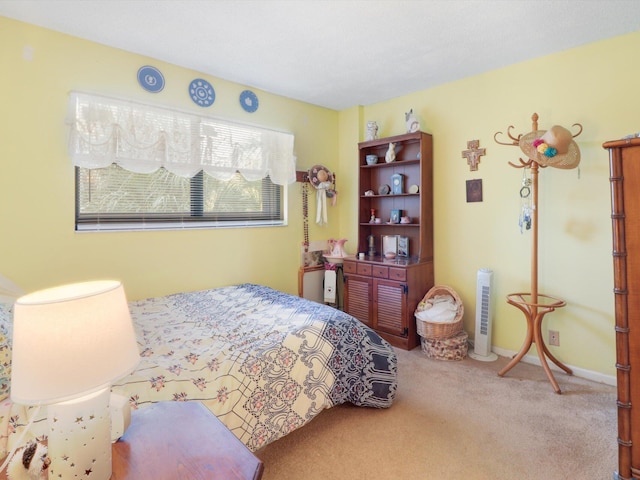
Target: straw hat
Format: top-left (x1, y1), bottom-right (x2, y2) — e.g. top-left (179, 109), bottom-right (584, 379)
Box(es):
top-left (308, 164), bottom-right (333, 189)
top-left (519, 125), bottom-right (580, 169)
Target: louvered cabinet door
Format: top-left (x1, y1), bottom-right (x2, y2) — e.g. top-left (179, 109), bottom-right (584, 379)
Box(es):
top-left (373, 279), bottom-right (407, 337)
top-left (344, 275), bottom-right (373, 327)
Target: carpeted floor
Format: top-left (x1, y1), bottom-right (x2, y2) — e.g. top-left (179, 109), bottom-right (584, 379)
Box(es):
top-left (255, 347), bottom-right (617, 479)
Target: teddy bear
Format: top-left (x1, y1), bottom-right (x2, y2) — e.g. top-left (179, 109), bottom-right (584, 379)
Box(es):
top-left (6, 440), bottom-right (50, 480)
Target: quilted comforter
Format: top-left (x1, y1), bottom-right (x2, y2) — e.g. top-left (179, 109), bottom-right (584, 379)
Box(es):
top-left (113, 284), bottom-right (397, 450)
top-left (0, 284), bottom-right (397, 454)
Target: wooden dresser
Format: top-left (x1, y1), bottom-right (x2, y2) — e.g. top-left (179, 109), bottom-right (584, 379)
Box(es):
top-left (605, 137), bottom-right (640, 480)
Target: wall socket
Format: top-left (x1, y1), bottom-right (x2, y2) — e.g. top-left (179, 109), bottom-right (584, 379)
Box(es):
top-left (549, 330), bottom-right (560, 346)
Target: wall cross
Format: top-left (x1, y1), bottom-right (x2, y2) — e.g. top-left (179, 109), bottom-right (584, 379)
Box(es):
top-left (462, 140), bottom-right (486, 171)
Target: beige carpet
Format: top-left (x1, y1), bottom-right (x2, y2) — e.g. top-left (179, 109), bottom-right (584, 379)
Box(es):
top-left (256, 347), bottom-right (617, 480)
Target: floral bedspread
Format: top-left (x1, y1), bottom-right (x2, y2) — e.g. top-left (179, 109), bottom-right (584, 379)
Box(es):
top-left (0, 284), bottom-right (397, 455)
top-left (116, 284), bottom-right (397, 450)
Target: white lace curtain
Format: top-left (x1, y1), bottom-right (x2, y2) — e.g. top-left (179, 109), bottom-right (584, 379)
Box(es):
top-left (66, 92), bottom-right (297, 185)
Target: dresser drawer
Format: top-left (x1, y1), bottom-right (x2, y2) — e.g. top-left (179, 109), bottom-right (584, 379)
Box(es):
top-left (343, 261), bottom-right (357, 274)
top-left (389, 268), bottom-right (407, 281)
top-left (372, 265), bottom-right (388, 278)
top-left (357, 263), bottom-right (372, 276)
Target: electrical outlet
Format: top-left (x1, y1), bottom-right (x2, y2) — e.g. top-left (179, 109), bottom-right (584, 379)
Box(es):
top-left (549, 330), bottom-right (560, 346)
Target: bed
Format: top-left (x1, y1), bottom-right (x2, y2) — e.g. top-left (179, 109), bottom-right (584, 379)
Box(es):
top-left (0, 283), bottom-right (397, 455)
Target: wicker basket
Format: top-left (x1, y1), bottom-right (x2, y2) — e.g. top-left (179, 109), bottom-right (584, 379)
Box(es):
top-left (421, 330), bottom-right (468, 361)
top-left (415, 285), bottom-right (464, 339)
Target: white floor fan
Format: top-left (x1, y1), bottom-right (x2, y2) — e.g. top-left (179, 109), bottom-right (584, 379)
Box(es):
top-left (469, 268), bottom-right (498, 361)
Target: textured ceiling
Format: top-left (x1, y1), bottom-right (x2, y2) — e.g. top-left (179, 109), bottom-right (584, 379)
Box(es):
top-left (1, 0), bottom-right (639, 110)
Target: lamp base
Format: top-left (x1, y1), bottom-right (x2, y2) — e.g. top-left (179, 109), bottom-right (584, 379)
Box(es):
top-left (47, 387), bottom-right (112, 480)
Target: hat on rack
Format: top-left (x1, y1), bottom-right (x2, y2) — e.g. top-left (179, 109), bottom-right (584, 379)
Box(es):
top-left (519, 125), bottom-right (580, 169)
top-left (308, 164), bottom-right (334, 189)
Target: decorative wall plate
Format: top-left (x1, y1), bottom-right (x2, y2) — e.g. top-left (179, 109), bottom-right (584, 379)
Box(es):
top-left (240, 90), bottom-right (259, 112)
top-left (137, 66), bottom-right (165, 93)
top-left (189, 78), bottom-right (215, 107)
top-left (378, 184), bottom-right (390, 195)
top-left (409, 184), bottom-right (420, 194)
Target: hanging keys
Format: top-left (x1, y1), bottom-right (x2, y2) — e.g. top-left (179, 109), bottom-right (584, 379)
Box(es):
top-left (519, 168), bottom-right (532, 233)
top-left (520, 168), bottom-right (531, 198)
top-left (523, 206), bottom-right (532, 230)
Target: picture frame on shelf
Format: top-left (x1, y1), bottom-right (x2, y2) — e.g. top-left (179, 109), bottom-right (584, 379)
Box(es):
top-left (390, 209), bottom-right (401, 224)
top-left (398, 236), bottom-right (409, 257)
top-left (382, 235), bottom-right (398, 256)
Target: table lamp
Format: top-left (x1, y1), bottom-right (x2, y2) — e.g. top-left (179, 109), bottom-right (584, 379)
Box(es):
top-left (10, 280), bottom-right (140, 480)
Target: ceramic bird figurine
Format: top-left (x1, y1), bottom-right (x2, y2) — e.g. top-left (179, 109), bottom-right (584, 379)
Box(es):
top-left (385, 142), bottom-right (396, 163)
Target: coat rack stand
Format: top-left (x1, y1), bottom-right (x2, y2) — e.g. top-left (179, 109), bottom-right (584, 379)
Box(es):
top-left (494, 113), bottom-right (580, 394)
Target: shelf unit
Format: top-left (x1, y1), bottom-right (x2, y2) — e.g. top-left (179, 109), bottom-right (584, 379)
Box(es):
top-left (355, 131), bottom-right (433, 261)
top-left (344, 131), bottom-right (434, 350)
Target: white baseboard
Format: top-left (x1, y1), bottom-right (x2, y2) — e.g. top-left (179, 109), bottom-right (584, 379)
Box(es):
top-left (469, 341), bottom-right (616, 387)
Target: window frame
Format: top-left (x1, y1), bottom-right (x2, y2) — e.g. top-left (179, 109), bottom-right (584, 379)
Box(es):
top-left (74, 166), bottom-right (287, 232)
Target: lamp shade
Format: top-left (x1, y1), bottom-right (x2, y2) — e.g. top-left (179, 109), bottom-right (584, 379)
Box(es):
top-left (11, 280), bottom-right (140, 405)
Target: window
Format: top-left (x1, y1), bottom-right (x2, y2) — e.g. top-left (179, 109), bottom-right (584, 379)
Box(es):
top-left (76, 166), bottom-right (283, 231)
top-left (67, 92), bottom-right (295, 232)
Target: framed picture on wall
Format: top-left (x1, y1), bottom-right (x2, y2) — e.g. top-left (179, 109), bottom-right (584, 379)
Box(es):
top-left (466, 179), bottom-right (483, 202)
top-left (398, 236), bottom-right (409, 257)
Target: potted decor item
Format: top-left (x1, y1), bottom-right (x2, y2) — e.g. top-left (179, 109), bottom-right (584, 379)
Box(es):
top-left (366, 154), bottom-right (378, 165)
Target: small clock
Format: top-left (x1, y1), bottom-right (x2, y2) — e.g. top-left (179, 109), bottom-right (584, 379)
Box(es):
top-left (391, 173), bottom-right (404, 194)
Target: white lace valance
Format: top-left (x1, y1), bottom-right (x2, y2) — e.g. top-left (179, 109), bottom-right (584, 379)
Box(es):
top-left (66, 91), bottom-right (297, 185)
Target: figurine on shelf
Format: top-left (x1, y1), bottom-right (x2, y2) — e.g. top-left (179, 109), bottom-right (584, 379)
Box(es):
top-left (370, 208), bottom-right (376, 223)
top-left (385, 142), bottom-right (396, 163)
top-left (366, 121), bottom-right (379, 141)
top-left (405, 109), bottom-right (420, 133)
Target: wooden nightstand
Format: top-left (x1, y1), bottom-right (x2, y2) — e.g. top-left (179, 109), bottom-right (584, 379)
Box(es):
top-left (111, 401), bottom-right (263, 479)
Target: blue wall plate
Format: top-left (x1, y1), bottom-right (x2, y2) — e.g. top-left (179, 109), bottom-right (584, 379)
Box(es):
top-left (137, 66), bottom-right (165, 93)
top-left (240, 90), bottom-right (259, 112)
top-left (189, 79), bottom-right (215, 107)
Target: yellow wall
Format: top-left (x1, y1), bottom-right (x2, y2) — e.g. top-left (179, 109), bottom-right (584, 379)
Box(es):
top-left (341, 31), bottom-right (640, 380)
top-left (0, 17), bottom-right (341, 300)
top-left (2, 16), bottom-right (638, 380)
